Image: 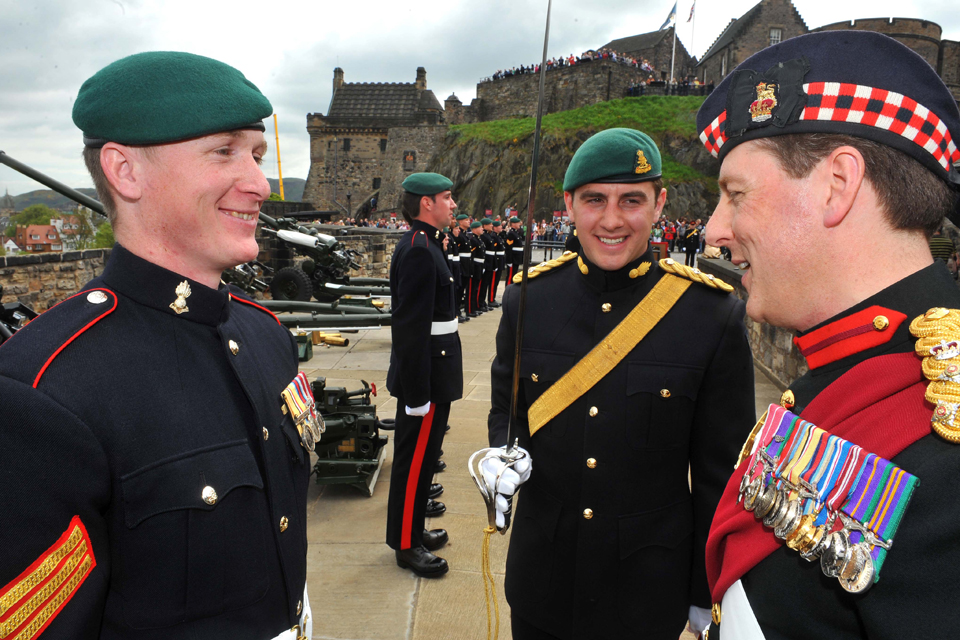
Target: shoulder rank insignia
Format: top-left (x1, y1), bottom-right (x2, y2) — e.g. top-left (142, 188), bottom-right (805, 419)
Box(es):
top-left (659, 258), bottom-right (734, 293)
top-left (911, 307), bottom-right (960, 443)
top-left (170, 280), bottom-right (191, 315)
top-left (0, 516), bottom-right (96, 638)
top-left (512, 251), bottom-right (578, 284)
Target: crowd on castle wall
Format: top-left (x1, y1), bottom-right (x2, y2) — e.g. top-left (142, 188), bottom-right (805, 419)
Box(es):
top-left (483, 48), bottom-right (656, 83)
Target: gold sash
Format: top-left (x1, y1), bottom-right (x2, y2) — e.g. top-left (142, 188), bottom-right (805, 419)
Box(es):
top-left (527, 274), bottom-right (692, 436)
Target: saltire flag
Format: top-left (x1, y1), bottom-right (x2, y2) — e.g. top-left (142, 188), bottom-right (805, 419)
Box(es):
top-left (687, 0), bottom-right (695, 22)
top-left (659, 1), bottom-right (677, 30)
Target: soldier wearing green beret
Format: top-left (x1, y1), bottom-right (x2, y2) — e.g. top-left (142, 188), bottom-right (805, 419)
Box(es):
top-left (454, 214), bottom-right (473, 321)
top-left (385, 172), bottom-right (463, 578)
top-left (489, 219), bottom-right (506, 307)
top-left (468, 220), bottom-right (487, 316)
top-left (0, 51), bottom-right (313, 638)
top-left (505, 216), bottom-right (525, 285)
top-left (478, 218), bottom-right (498, 311)
top-left (480, 128), bottom-right (756, 639)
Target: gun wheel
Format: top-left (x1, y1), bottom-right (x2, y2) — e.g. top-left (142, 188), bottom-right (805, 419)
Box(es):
top-left (269, 267), bottom-right (314, 301)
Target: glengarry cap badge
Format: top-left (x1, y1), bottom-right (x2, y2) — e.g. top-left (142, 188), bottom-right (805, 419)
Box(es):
top-left (170, 280), bottom-right (191, 315)
top-left (750, 82), bottom-right (778, 123)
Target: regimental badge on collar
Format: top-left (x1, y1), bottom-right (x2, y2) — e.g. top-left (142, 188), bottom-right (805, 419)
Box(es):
top-left (635, 150), bottom-right (652, 174)
top-left (170, 280), bottom-right (191, 315)
top-left (750, 82), bottom-right (778, 123)
top-left (281, 372), bottom-right (324, 452)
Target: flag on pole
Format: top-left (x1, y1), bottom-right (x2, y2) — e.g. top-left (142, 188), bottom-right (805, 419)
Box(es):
top-left (659, 1), bottom-right (677, 30)
top-left (687, 0), bottom-right (696, 22)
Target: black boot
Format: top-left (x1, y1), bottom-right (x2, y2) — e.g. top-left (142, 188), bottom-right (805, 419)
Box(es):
top-left (423, 528), bottom-right (449, 551)
top-left (425, 499), bottom-right (446, 517)
top-left (396, 546), bottom-right (449, 577)
top-left (435, 460), bottom-right (447, 473)
top-left (427, 483), bottom-right (444, 499)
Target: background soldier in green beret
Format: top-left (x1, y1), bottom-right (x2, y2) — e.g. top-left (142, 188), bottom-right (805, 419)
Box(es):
top-left (491, 218), bottom-right (506, 305)
top-left (482, 128), bottom-right (756, 640)
top-left (0, 52), bottom-right (312, 638)
top-left (505, 216), bottom-right (525, 284)
top-left (385, 172), bottom-right (463, 577)
top-left (455, 214), bottom-right (473, 321)
top-left (469, 220), bottom-right (487, 316)
top-left (478, 217), bottom-right (497, 311)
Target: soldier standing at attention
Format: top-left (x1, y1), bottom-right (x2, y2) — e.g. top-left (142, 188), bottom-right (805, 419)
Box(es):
top-left (455, 214), bottom-right (473, 321)
top-left (482, 128), bottom-right (756, 640)
top-left (0, 52), bottom-right (312, 638)
top-left (491, 218), bottom-right (506, 305)
top-left (385, 172), bottom-right (463, 578)
top-left (505, 215), bottom-right (525, 284)
top-left (698, 31), bottom-right (960, 639)
top-left (478, 217), bottom-right (497, 311)
top-left (469, 220), bottom-right (487, 316)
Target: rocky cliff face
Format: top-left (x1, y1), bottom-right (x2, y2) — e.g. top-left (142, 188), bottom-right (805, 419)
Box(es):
top-left (427, 128), bottom-right (720, 221)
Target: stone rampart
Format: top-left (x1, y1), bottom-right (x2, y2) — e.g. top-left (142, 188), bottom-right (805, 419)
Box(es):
top-left (697, 257), bottom-right (807, 390)
top-left (379, 126), bottom-right (449, 214)
top-left (0, 249), bottom-right (110, 312)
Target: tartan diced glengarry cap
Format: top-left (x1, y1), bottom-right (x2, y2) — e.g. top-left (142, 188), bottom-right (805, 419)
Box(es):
top-left (696, 31), bottom-right (960, 190)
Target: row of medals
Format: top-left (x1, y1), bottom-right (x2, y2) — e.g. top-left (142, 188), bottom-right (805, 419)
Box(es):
top-left (738, 449), bottom-right (884, 594)
top-left (298, 409), bottom-right (324, 452)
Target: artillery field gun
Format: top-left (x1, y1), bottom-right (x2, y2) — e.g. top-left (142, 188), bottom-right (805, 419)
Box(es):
top-left (0, 285), bottom-right (38, 346)
top-left (310, 377), bottom-right (391, 496)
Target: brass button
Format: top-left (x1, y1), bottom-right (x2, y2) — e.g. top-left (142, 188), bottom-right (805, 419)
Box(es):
top-left (297, 600), bottom-right (303, 615)
top-left (588, 406), bottom-right (599, 417)
top-left (229, 339), bottom-right (239, 355)
top-left (531, 373), bottom-right (539, 382)
top-left (583, 508), bottom-right (594, 520)
top-left (780, 389), bottom-right (795, 409)
top-left (586, 458), bottom-right (597, 469)
top-left (450, 277), bottom-right (454, 282)
top-left (712, 602), bottom-right (722, 625)
top-left (660, 389), bottom-right (671, 398)
top-left (86, 291), bottom-right (108, 304)
top-left (601, 303), bottom-right (612, 313)
top-left (873, 315), bottom-right (889, 331)
top-left (201, 486), bottom-right (218, 505)
top-left (441, 350), bottom-right (446, 356)
top-left (280, 516), bottom-right (289, 532)
top-left (263, 427), bottom-right (269, 441)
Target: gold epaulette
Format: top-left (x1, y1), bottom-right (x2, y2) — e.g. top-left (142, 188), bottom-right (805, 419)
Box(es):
top-left (512, 251), bottom-right (578, 284)
top-left (910, 307), bottom-right (960, 443)
top-left (658, 258), bottom-right (735, 293)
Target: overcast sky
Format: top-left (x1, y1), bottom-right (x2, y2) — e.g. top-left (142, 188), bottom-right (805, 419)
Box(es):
top-left (1, 0), bottom-right (958, 198)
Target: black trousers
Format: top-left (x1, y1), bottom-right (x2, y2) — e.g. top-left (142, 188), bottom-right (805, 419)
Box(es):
top-left (386, 401), bottom-right (450, 550)
top-left (479, 271), bottom-right (493, 308)
top-left (685, 247), bottom-right (697, 267)
top-left (460, 275), bottom-right (471, 314)
top-left (512, 611), bottom-right (564, 640)
top-left (489, 268), bottom-right (500, 303)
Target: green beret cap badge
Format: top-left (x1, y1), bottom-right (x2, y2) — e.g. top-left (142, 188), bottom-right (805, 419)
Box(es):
top-left (563, 127), bottom-right (662, 192)
top-left (73, 51), bottom-right (273, 147)
top-left (402, 172), bottom-right (454, 196)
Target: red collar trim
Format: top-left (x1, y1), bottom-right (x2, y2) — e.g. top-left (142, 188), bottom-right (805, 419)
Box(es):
top-left (793, 305), bottom-right (906, 369)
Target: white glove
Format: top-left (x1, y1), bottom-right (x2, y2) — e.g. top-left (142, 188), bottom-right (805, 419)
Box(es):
top-left (687, 605), bottom-right (712, 637)
top-left (405, 401), bottom-right (431, 417)
top-left (479, 446), bottom-right (532, 528)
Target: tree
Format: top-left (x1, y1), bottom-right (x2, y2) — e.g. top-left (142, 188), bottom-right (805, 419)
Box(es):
top-left (93, 222), bottom-right (115, 248)
top-left (268, 192), bottom-right (283, 201)
top-left (71, 207), bottom-right (98, 250)
top-left (5, 204), bottom-right (59, 237)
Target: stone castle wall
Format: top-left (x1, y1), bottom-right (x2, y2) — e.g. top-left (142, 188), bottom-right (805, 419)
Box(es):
top-left (474, 61), bottom-right (652, 122)
top-left (302, 123), bottom-right (387, 214)
top-left (0, 249), bottom-right (110, 312)
top-left (943, 40), bottom-right (960, 101)
top-left (378, 126), bottom-right (449, 215)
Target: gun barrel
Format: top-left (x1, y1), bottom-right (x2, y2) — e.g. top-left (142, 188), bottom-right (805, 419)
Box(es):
top-left (0, 151), bottom-right (106, 217)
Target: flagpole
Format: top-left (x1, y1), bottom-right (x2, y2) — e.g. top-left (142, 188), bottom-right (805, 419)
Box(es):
top-left (690, 2), bottom-right (697, 82)
top-left (670, 24), bottom-right (677, 86)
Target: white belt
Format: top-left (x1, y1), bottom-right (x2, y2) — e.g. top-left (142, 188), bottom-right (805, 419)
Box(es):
top-left (431, 319), bottom-right (458, 335)
top-left (449, 255), bottom-right (460, 261)
top-left (459, 252), bottom-right (471, 258)
top-left (718, 580), bottom-right (766, 640)
top-left (512, 246), bottom-right (524, 251)
top-left (473, 258), bottom-right (485, 263)
top-left (269, 585), bottom-right (312, 640)
top-left (496, 251), bottom-right (505, 255)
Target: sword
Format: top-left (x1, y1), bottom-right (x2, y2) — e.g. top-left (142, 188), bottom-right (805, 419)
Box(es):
top-left (469, 0), bottom-right (551, 535)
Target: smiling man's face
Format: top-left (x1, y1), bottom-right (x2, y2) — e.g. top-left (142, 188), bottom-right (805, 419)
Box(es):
top-left (564, 181), bottom-right (666, 271)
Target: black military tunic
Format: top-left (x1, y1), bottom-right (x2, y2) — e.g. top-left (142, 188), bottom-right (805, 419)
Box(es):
top-left (489, 249), bottom-right (755, 640)
top-left (0, 244), bottom-right (308, 638)
top-left (468, 231), bottom-right (486, 314)
top-left (505, 226), bottom-right (524, 284)
top-left (386, 219), bottom-right (463, 551)
top-left (711, 262), bottom-right (960, 640)
top-left (480, 230), bottom-right (497, 307)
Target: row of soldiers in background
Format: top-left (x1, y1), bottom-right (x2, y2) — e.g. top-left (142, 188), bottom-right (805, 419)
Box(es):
top-left (444, 215), bottom-right (524, 322)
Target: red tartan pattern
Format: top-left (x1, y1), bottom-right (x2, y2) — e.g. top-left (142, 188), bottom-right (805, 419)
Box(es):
top-left (698, 82), bottom-right (960, 171)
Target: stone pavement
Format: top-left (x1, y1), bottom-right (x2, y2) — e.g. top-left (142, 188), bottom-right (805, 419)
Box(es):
top-left (296, 282), bottom-right (781, 640)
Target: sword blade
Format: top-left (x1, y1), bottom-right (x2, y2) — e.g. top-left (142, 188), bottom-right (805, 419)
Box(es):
top-left (506, 0), bottom-right (552, 453)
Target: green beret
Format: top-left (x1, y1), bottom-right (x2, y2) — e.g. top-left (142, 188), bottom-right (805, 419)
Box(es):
top-left (480, 218), bottom-right (493, 225)
top-left (402, 172), bottom-right (454, 196)
top-left (509, 216), bottom-right (521, 223)
top-left (493, 219), bottom-right (502, 226)
top-left (563, 128), bottom-right (662, 192)
top-left (73, 51), bottom-right (272, 147)
top-left (456, 214), bottom-right (469, 221)
top-left (470, 221), bottom-right (482, 229)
